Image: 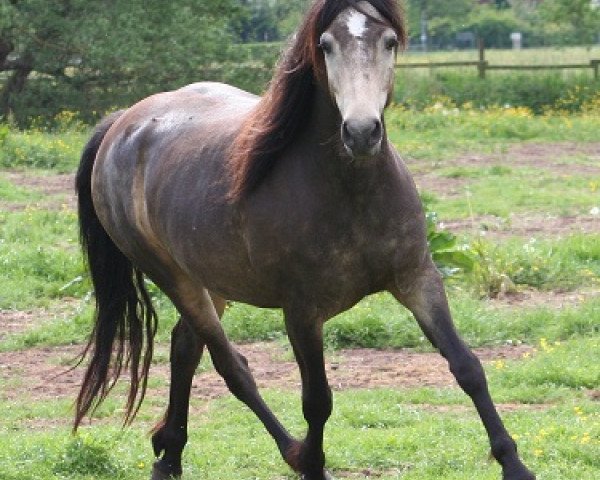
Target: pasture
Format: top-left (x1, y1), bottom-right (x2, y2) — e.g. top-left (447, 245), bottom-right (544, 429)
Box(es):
top-left (0, 104), bottom-right (599, 479)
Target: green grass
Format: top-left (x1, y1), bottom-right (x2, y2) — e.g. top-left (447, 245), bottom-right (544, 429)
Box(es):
top-left (0, 208), bottom-right (86, 309)
top-left (0, 176), bottom-right (43, 203)
top-left (385, 106), bottom-right (600, 162)
top-left (3, 287), bottom-right (599, 354)
top-left (0, 109), bottom-right (599, 478)
top-left (426, 171), bottom-right (600, 219)
top-left (0, 377), bottom-right (598, 479)
top-left (0, 127), bottom-right (85, 172)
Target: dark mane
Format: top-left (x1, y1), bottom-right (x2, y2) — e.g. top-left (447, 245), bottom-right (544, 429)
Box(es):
top-left (227, 0), bottom-right (406, 200)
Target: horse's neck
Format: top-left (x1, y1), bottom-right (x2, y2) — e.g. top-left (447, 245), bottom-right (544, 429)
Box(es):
top-left (304, 86), bottom-right (393, 197)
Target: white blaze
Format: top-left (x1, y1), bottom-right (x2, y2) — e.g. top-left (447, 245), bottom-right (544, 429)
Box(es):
top-left (347, 10), bottom-right (367, 38)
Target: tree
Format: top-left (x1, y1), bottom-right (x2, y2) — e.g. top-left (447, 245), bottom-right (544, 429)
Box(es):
top-left (539, 0), bottom-right (600, 44)
top-left (231, 0), bottom-right (310, 43)
top-left (0, 0), bottom-right (238, 122)
top-left (404, 0), bottom-right (474, 47)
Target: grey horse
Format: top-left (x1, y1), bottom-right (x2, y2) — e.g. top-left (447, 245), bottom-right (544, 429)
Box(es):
top-left (74, 1), bottom-right (536, 479)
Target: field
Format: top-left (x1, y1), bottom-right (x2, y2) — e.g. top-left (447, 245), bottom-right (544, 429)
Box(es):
top-left (0, 103), bottom-right (599, 479)
top-left (402, 46), bottom-right (600, 65)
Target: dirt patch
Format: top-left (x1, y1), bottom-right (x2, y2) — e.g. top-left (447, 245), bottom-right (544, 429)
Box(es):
top-left (506, 143), bottom-right (600, 175)
top-left (0, 310), bottom-right (39, 342)
top-left (442, 213), bottom-right (600, 237)
top-left (488, 288), bottom-right (600, 310)
top-left (1, 171), bottom-right (76, 211)
top-left (0, 342), bottom-right (534, 404)
top-left (408, 142), bottom-right (600, 177)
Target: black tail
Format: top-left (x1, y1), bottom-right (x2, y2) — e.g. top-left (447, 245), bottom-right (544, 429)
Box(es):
top-left (74, 111), bottom-right (158, 429)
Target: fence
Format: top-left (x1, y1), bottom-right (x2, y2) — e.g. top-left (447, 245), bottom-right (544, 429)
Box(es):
top-left (396, 43), bottom-right (600, 80)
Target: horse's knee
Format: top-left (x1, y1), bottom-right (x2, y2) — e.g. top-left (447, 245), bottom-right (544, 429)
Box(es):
top-left (491, 435), bottom-right (518, 463)
top-left (302, 385), bottom-right (333, 425)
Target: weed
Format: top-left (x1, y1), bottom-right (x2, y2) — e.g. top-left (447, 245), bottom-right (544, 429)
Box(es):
top-left (54, 435), bottom-right (124, 477)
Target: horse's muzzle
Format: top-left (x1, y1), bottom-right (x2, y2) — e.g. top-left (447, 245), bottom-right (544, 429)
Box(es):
top-left (342, 117), bottom-right (383, 158)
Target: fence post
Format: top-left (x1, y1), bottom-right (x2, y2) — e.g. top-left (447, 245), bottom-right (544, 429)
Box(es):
top-left (592, 60), bottom-right (599, 80)
top-left (478, 39), bottom-right (487, 79)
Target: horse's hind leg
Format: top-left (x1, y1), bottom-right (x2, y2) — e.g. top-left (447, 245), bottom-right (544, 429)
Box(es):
top-left (151, 294), bottom-right (225, 480)
top-left (392, 264), bottom-right (535, 480)
top-left (163, 285), bottom-right (298, 474)
top-left (151, 316), bottom-right (204, 479)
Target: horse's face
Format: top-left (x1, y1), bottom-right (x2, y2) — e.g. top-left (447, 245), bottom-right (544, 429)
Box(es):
top-left (320, 3), bottom-right (398, 158)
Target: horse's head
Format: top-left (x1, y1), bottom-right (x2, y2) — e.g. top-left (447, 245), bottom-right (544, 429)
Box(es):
top-left (319, 1), bottom-right (401, 159)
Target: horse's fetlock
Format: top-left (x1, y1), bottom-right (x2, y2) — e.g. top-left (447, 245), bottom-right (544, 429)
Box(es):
top-left (152, 425), bottom-right (188, 456)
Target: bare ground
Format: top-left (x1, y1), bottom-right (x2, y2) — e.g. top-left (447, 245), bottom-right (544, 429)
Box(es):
top-left (0, 340), bottom-right (534, 404)
top-left (0, 170), bottom-right (75, 211)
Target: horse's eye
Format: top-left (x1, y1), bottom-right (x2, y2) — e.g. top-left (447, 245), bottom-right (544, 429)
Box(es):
top-left (385, 37), bottom-right (399, 51)
top-left (319, 39), bottom-right (333, 55)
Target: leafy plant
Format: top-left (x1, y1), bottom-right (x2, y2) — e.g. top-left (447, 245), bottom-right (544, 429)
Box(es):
top-left (425, 210), bottom-right (475, 277)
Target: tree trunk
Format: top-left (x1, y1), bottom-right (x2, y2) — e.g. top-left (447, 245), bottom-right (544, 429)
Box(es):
top-left (0, 38), bottom-right (14, 66)
top-left (0, 52), bottom-right (33, 119)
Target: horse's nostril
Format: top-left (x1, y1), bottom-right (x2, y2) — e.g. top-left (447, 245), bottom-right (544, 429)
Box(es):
top-left (369, 119), bottom-right (382, 146)
top-left (342, 121), bottom-right (355, 148)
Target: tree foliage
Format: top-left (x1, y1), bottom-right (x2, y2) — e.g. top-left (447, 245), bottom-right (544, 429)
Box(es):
top-left (539, 0), bottom-right (600, 44)
top-left (0, 0), bottom-right (237, 123)
top-left (1, 0), bottom-right (599, 126)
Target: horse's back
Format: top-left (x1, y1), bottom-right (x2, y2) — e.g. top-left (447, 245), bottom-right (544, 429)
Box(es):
top-left (91, 82), bottom-right (259, 290)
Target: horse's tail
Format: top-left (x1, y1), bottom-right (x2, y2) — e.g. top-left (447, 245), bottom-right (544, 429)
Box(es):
top-left (74, 110), bottom-right (158, 430)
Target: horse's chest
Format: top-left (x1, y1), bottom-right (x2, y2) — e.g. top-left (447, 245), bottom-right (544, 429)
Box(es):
top-left (254, 215), bottom-right (410, 296)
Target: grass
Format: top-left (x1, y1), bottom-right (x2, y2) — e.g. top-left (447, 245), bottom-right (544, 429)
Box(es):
top-left (386, 104), bottom-right (600, 161)
top-left (0, 176), bottom-right (42, 203)
top-left (0, 382), bottom-right (598, 479)
top-left (0, 128), bottom-right (85, 172)
top-left (0, 104), bottom-right (599, 479)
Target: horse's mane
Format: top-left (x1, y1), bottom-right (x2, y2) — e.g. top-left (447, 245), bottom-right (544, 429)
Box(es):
top-left (227, 0), bottom-right (406, 200)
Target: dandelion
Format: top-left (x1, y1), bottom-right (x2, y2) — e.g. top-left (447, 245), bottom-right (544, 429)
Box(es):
top-left (539, 338), bottom-right (554, 353)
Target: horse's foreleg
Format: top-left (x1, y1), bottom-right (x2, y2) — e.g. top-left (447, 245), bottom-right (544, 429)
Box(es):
top-left (151, 317), bottom-right (204, 480)
top-left (392, 265), bottom-right (535, 480)
top-left (284, 311), bottom-right (333, 480)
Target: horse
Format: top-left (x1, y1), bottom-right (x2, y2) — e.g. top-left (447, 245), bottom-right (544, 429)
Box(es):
top-left (74, 1), bottom-right (536, 479)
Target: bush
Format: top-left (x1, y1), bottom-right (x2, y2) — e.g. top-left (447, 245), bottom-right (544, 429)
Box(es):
top-left (395, 72), bottom-right (600, 114)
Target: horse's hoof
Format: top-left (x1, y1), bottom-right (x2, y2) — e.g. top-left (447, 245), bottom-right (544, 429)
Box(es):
top-left (300, 470), bottom-right (335, 480)
top-left (151, 461), bottom-right (180, 480)
top-left (503, 469), bottom-right (536, 480)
